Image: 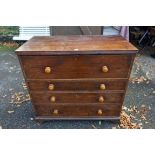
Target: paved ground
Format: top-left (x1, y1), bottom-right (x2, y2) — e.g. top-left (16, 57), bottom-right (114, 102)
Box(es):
top-left (0, 46), bottom-right (155, 129)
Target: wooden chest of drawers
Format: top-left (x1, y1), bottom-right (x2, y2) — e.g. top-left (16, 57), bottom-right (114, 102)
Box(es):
top-left (16, 35), bottom-right (137, 120)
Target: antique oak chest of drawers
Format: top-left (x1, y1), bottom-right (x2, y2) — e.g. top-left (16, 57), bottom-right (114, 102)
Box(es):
top-left (16, 36), bottom-right (137, 120)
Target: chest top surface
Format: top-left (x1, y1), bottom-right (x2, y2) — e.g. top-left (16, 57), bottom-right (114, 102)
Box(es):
top-left (16, 35), bottom-right (138, 55)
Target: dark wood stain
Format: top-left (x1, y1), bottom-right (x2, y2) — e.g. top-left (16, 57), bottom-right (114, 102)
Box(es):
top-left (30, 92), bottom-right (124, 105)
top-left (27, 79), bottom-right (127, 91)
top-left (34, 104), bottom-right (121, 117)
top-left (16, 35), bottom-right (137, 53)
top-left (16, 36), bottom-right (138, 120)
top-left (20, 55), bottom-right (132, 79)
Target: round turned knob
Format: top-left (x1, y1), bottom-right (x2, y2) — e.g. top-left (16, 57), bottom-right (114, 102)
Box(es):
top-left (48, 84), bottom-right (55, 90)
top-left (45, 67), bottom-right (51, 74)
top-left (100, 84), bottom-right (106, 90)
top-left (50, 96), bottom-right (56, 102)
top-left (99, 96), bottom-right (104, 103)
top-left (102, 66), bottom-right (109, 73)
top-left (98, 109), bottom-right (103, 115)
top-left (53, 109), bottom-right (58, 115)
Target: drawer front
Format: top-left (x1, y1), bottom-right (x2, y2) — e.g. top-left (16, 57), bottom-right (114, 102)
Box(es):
top-left (34, 104), bottom-right (121, 117)
top-left (20, 55), bottom-right (132, 79)
top-left (31, 92), bottom-right (124, 104)
top-left (27, 79), bottom-right (127, 91)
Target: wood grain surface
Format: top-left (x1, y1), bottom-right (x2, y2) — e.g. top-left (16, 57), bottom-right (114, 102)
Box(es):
top-left (20, 55), bottom-right (133, 79)
top-left (16, 36), bottom-right (137, 120)
top-left (34, 104), bottom-right (121, 117)
top-left (16, 35), bottom-right (137, 54)
top-left (30, 92), bottom-right (124, 105)
top-left (27, 79), bottom-right (127, 91)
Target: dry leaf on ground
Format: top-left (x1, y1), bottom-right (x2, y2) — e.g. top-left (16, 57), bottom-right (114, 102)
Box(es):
top-left (114, 105), bottom-right (150, 129)
top-left (119, 111), bottom-right (142, 129)
top-left (7, 110), bottom-right (14, 114)
top-left (22, 82), bottom-right (27, 90)
top-left (1, 42), bottom-right (19, 47)
top-left (92, 124), bottom-right (97, 129)
top-left (10, 92), bottom-right (30, 104)
top-left (99, 121), bottom-right (102, 125)
top-left (130, 76), bottom-right (148, 84)
top-left (30, 118), bottom-right (34, 121)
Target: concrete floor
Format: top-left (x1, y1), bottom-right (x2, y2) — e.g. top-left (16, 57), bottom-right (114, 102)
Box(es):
top-left (0, 45), bottom-right (155, 129)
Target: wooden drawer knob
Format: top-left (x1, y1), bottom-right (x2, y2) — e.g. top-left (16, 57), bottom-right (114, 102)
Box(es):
top-left (50, 96), bottom-right (56, 102)
top-left (102, 66), bottom-right (109, 73)
top-left (45, 67), bottom-right (52, 74)
top-left (48, 84), bottom-right (55, 90)
top-left (53, 109), bottom-right (58, 115)
top-left (98, 109), bottom-right (103, 115)
top-left (100, 84), bottom-right (106, 90)
top-left (99, 96), bottom-right (104, 103)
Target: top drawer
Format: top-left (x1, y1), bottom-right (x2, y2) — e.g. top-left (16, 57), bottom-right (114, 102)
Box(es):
top-left (20, 55), bottom-right (133, 79)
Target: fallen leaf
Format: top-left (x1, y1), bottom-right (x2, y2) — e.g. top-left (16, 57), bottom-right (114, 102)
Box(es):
top-left (7, 110), bottom-right (14, 114)
top-left (146, 72), bottom-right (150, 79)
top-left (122, 106), bottom-right (127, 110)
top-left (10, 92), bottom-right (30, 104)
top-left (140, 115), bottom-right (146, 120)
top-left (22, 82), bottom-right (27, 90)
top-left (112, 127), bottom-right (117, 129)
top-left (117, 105), bottom-right (149, 129)
top-left (130, 76), bottom-right (148, 84)
top-left (146, 81), bottom-right (150, 84)
top-left (92, 124), bottom-right (97, 129)
top-left (2, 42), bottom-right (19, 47)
